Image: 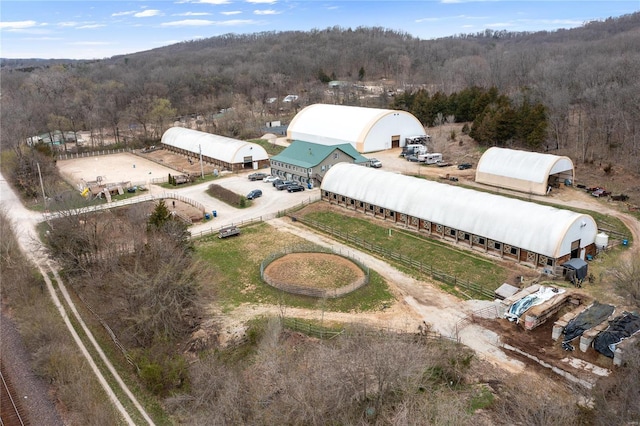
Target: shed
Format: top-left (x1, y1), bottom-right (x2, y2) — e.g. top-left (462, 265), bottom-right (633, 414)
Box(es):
top-left (286, 104), bottom-right (427, 153)
top-left (321, 163), bottom-right (597, 267)
top-left (161, 127), bottom-right (269, 171)
top-left (561, 258), bottom-right (589, 284)
top-left (475, 147), bottom-right (575, 195)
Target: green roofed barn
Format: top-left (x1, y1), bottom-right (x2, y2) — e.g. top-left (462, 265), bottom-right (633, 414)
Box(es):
top-left (270, 140), bottom-right (369, 188)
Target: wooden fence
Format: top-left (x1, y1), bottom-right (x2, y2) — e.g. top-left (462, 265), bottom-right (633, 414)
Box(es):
top-left (260, 245), bottom-right (370, 298)
top-left (57, 148), bottom-right (134, 160)
top-left (291, 216), bottom-right (495, 301)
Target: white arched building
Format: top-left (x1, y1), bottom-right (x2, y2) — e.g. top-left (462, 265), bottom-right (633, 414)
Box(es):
top-left (475, 147), bottom-right (575, 195)
top-left (161, 128), bottom-right (269, 171)
top-left (321, 163), bottom-right (597, 267)
top-left (287, 104), bottom-right (427, 153)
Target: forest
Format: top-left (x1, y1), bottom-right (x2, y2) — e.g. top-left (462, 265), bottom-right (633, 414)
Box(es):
top-left (2, 12), bottom-right (640, 170)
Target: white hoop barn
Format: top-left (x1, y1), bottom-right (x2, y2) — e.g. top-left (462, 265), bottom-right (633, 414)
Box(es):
top-left (321, 163), bottom-right (597, 268)
top-left (286, 104), bottom-right (427, 153)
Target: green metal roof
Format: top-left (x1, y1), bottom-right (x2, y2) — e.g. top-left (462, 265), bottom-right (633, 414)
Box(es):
top-left (271, 140), bottom-right (369, 168)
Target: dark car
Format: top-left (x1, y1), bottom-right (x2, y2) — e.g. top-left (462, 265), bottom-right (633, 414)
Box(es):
top-left (406, 154), bottom-right (420, 162)
top-left (286, 183), bottom-right (305, 193)
top-left (248, 172), bottom-right (268, 181)
top-left (247, 189), bottom-right (262, 200)
top-left (457, 163), bottom-right (472, 170)
top-left (275, 180), bottom-right (296, 190)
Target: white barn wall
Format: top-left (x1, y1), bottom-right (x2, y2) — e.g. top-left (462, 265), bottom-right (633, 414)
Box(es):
top-left (287, 104), bottom-right (426, 153)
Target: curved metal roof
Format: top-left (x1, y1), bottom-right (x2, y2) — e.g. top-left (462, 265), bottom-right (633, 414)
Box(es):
top-left (287, 104), bottom-right (425, 152)
top-left (476, 147), bottom-right (574, 194)
top-left (321, 163), bottom-right (596, 258)
top-left (161, 127), bottom-right (268, 163)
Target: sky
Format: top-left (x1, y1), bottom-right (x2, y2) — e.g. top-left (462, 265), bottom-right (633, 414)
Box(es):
top-left (1, 1), bottom-right (639, 60)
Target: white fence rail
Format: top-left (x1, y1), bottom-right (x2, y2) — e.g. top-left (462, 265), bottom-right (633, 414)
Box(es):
top-left (42, 192), bottom-right (203, 221)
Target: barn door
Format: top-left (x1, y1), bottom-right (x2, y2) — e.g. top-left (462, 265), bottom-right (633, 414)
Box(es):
top-left (570, 239), bottom-right (580, 258)
top-left (391, 135), bottom-right (400, 148)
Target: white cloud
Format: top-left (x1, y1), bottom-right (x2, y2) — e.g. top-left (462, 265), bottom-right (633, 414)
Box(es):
top-left (0, 20), bottom-right (38, 29)
top-left (58, 21), bottom-right (79, 27)
top-left (69, 41), bottom-right (112, 46)
top-left (161, 19), bottom-right (215, 27)
top-left (161, 18), bottom-right (255, 27)
top-left (112, 11), bottom-right (136, 17)
top-left (254, 9), bottom-right (280, 15)
top-left (247, 0), bottom-right (277, 4)
top-left (134, 10), bottom-right (162, 18)
top-left (194, 0), bottom-right (231, 4)
top-left (174, 12), bottom-right (212, 16)
top-left (77, 24), bottom-right (107, 29)
top-left (221, 11), bottom-right (242, 15)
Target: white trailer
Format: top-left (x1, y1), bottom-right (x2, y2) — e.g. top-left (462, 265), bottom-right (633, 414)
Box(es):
top-left (418, 153), bottom-right (443, 164)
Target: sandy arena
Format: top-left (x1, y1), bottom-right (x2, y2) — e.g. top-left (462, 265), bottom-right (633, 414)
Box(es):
top-left (57, 152), bottom-right (178, 188)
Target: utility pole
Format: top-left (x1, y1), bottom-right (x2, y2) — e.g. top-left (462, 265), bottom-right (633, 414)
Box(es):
top-left (37, 162), bottom-right (47, 211)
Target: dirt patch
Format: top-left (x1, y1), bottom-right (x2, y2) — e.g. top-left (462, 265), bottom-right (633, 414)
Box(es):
top-left (264, 252), bottom-right (364, 289)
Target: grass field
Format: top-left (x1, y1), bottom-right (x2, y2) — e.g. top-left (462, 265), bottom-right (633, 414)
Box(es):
top-left (195, 222), bottom-right (395, 313)
top-left (298, 209), bottom-right (509, 293)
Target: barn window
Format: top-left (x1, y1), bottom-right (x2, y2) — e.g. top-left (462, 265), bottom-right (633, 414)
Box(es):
top-left (332, 194), bottom-right (337, 199)
top-left (478, 237), bottom-right (485, 245)
top-left (369, 205), bottom-right (374, 211)
top-left (350, 199), bottom-right (355, 205)
top-left (334, 152), bottom-right (339, 159)
top-left (510, 247), bottom-right (518, 255)
top-left (359, 202), bottom-right (364, 208)
top-left (547, 258), bottom-right (554, 266)
top-left (379, 207), bottom-right (384, 214)
top-left (464, 233), bottom-right (470, 241)
top-left (449, 229), bottom-right (456, 236)
top-left (494, 242), bottom-right (501, 250)
top-left (341, 196), bottom-right (346, 202)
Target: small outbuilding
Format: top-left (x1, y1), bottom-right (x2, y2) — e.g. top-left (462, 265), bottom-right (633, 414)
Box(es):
top-left (561, 258), bottom-right (589, 285)
top-left (475, 147), bottom-right (575, 195)
top-left (161, 127), bottom-right (269, 172)
top-left (286, 104), bottom-right (427, 153)
top-left (270, 140), bottom-right (369, 188)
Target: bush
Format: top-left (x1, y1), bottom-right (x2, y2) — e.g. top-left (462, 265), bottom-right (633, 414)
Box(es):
top-left (207, 183), bottom-right (246, 207)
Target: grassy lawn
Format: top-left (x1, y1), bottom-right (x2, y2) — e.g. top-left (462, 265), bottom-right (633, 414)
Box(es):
top-left (249, 138), bottom-right (287, 156)
top-left (299, 209), bottom-right (509, 293)
top-left (195, 222), bottom-right (395, 313)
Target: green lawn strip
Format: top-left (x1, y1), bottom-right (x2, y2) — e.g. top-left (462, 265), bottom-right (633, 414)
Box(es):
top-left (159, 172), bottom-right (220, 190)
top-left (195, 222), bottom-right (395, 313)
top-left (49, 273), bottom-right (171, 425)
top-left (301, 211), bottom-right (507, 293)
top-left (249, 138), bottom-right (287, 156)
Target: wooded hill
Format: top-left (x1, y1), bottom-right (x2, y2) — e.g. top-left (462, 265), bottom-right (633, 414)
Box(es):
top-left (1, 12), bottom-right (639, 168)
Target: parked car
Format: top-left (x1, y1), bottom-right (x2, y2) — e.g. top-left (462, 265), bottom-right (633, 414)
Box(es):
top-left (406, 154), bottom-right (420, 162)
top-left (369, 158), bottom-right (383, 168)
top-left (275, 180), bottom-right (296, 190)
top-left (286, 184), bottom-right (306, 192)
top-left (247, 189), bottom-right (262, 200)
top-left (457, 163), bottom-right (472, 170)
top-left (591, 188), bottom-right (610, 198)
top-left (248, 172), bottom-right (268, 181)
top-left (218, 225), bottom-right (240, 239)
top-left (263, 175), bottom-right (278, 183)
top-left (436, 161), bottom-right (451, 167)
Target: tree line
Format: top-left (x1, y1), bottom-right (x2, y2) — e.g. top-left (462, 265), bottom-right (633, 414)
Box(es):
top-left (1, 12), bottom-right (639, 170)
